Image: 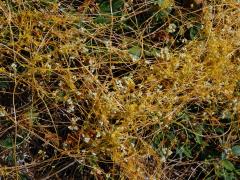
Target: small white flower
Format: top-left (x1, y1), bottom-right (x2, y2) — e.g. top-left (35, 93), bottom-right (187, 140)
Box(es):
top-left (167, 23), bottom-right (177, 33)
top-left (179, 53), bottom-right (186, 59)
top-left (84, 137), bottom-right (91, 143)
top-left (181, 38), bottom-right (188, 43)
top-left (130, 54), bottom-right (140, 62)
top-left (72, 75), bottom-right (77, 81)
top-left (38, 21), bottom-right (43, 26)
top-left (224, 148), bottom-right (231, 155)
top-left (187, 23), bottom-right (193, 29)
top-left (162, 148), bottom-right (168, 154)
top-left (145, 60), bottom-right (152, 64)
top-left (155, 52), bottom-right (161, 58)
top-left (68, 125), bottom-right (79, 131)
top-left (124, 2), bottom-right (130, 8)
top-left (120, 16), bottom-right (126, 21)
top-left (82, 47), bottom-right (89, 53)
top-left (76, 91), bottom-right (81, 96)
top-left (160, 156), bottom-right (166, 162)
top-left (96, 132), bottom-right (101, 138)
top-left (68, 125), bottom-right (75, 130)
top-left (45, 62), bottom-right (51, 69)
top-left (58, 81), bottom-right (64, 87)
top-left (157, 85), bottom-right (163, 90)
top-left (103, 40), bottom-right (112, 48)
top-left (38, 150), bottom-right (44, 155)
top-left (73, 126), bottom-right (79, 131)
top-left (11, 63), bottom-right (17, 71)
top-left (160, 47), bottom-right (170, 60)
top-left (63, 143), bottom-right (68, 148)
top-left (79, 27), bottom-right (86, 33)
top-left (67, 98), bottom-right (73, 105)
top-left (67, 105), bottom-right (75, 113)
top-left (0, 107), bottom-right (6, 117)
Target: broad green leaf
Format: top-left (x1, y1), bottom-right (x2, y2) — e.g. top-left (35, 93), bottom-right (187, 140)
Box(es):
top-left (232, 145), bottom-right (240, 156)
top-left (99, 0), bottom-right (124, 14)
top-left (153, 0), bottom-right (164, 6)
top-left (195, 134), bottom-right (202, 144)
top-left (128, 46), bottom-right (142, 58)
top-left (0, 136), bottom-right (13, 148)
top-left (128, 46), bottom-right (142, 62)
top-left (19, 173), bottom-right (29, 180)
top-left (177, 145), bottom-right (192, 158)
top-left (112, 0), bottom-right (124, 12)
top-left (221, 160), bottom-right (235, 171)
top-left (145, 48), bottom-right (161, 58)
top-left (94, 15), bottom-right (111, 24)
top-left (182, 145), bottom-right (192, 158)
top-left (99, 2), bottom-right (111, 13)
top-left (0, 77), bottom-right (10, 89)
top-left (189, 23), bottom-right (202, 40)
top-left (189, 27), bottom-right (198, 40)
top-left (195, 126), bottom-right (203, 144)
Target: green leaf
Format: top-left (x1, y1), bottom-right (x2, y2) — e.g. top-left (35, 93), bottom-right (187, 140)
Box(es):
top-left (189, 27), bottom-right (199, 40)
top-left (221, 160), bottom-right (235, 171)
top-left (0, 77), bottom-right (10, 89)
top-left (0, 136), bottom-right (13, 148)
top-left (194, 126), bottom-right (203, 144)
top-left (154, 11), bottom-right (169, 23)
top-left (182, 145), bottom-right (192, 158)
top-left (112, 0), bottom-right (124, 12)
top-left (152, 132), bottom-right (163, 149)
top-left (128, 46), bottom-right (142, 57)
top-left (94, 15), bottom-right (111, 24)
top-left (99, 2), bottom-right (111, 13)
top-left (153, 0), bottom-right (164, 6)
top-left (128, 46), bottom-right (142, 62)
top-left (99, 0), bottom-right (124, 14)
top-left (232, 145), bottom-right (240, 156)
top-left (19, 173), bottom-right (29, 180)
top-left (235, 170), bottom-right (240, 175)
top-left (176, 145), bottom-right (193, 159)
top-left (145, 48), bottom-right (161, 58)
top-left (195, 134), bottom-right (202, 144)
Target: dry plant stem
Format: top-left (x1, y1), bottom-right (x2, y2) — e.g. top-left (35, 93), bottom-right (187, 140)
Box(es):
top-left (5, 2), bottom-right (19, 178)
top-left (0, 0), bottom-right (239, 179)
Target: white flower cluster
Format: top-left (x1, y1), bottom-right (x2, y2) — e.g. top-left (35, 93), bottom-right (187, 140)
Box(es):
top-left (167, 23), bottom-right (177, 33)
top-left (116, 79), bottom-right (127, 93)
top-left (120, 144), bottom-right (127, 155)
top-left (155, 84), bottom-right (163, 93)
top-left (0, 106), bottom-right (6, 117)
top-left (11, 63), bottom-right (17, 72)
top-left (160, 148), bottom-right (173, 162)
top-left (82, 134), bottom-right (91, 143)
top-left (159, 47), bottom-right (171, 60)
top-left (130, 54), bottom-right (141, 62)
top-left (66, 98), bottom-right (75, 113)
top-left (68, 117), bottom-right (79, 131)
top-left (103, 40), bottom-right (112, 48)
